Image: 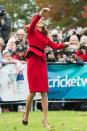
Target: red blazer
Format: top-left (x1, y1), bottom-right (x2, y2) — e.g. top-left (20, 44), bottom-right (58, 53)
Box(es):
top-left (27, 14), bottom-right (65, 60)
top-left (76, 50), bottom-right (87, 62)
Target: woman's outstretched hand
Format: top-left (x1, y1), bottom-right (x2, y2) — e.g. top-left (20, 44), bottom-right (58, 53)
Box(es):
top-left (39, 7), bottom-right (50, 16)
top-left (64, 42), bottom-right (70, 48)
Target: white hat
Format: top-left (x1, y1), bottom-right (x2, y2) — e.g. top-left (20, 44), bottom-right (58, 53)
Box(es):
top-left (2, 50), bottom-right (10, 55)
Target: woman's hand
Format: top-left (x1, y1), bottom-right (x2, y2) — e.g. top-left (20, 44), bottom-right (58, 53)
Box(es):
top-left (39, 7), bottom-right (50, 16)
top-left (64, 42), bottom-right (70, 48)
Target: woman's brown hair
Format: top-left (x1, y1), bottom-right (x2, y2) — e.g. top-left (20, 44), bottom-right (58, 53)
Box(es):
top-left (42, 26), bottom-right (48, 35)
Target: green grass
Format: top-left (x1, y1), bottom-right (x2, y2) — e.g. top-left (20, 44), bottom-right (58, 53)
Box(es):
top-left (0, 111), bottom-right (87, 131)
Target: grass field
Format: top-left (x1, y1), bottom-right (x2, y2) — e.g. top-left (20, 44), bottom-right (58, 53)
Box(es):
top-left (0, 110), bottom-right (87, 131)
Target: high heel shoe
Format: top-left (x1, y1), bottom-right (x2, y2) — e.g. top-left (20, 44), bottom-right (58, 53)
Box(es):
top-left (22, 112), bottom-right (28, 126)
top-left (42, 119), bottom-right (52, 129)
top-left (22, 119), bottom-right (28, 125)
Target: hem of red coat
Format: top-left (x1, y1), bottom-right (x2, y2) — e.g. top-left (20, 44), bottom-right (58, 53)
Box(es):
top-left (30, 91), bottom-right (49, 93)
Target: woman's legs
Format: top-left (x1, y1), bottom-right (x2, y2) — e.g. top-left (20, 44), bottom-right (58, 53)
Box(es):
top-left (41, 92), bottom-right (48, 123)
top-left (23, 92), bottom-right (36, 121)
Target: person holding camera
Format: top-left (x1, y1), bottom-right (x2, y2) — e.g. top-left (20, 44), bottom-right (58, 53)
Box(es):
top-left (0, 5), bottom-right (11, 46)
top-left (76, 44), bottom-right (87, 62)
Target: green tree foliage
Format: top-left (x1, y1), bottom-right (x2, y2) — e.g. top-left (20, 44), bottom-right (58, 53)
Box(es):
top-left (0, 0), bottom-right (39, 29)
top-left (82, 5), bottom-right (87, 18)
top-left (36, 0), bottom-right (87, 30)
top-left (0, 0), bottom-right (87, 30)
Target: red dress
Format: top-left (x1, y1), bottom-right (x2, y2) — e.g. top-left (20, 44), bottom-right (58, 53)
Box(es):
top-left (27, 14), bottom-right (65, 93)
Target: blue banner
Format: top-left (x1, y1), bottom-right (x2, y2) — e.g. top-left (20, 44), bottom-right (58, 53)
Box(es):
top-left (48, 63), bottom-right (87, 99)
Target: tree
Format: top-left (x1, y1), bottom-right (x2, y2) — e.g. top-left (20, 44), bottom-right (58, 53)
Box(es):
top-left (82, 5), bottom-right (87, 18)
top-left (0, 0), bottom-right (87, 30)
top-left (35, 0), bottom-right (87, 30)
top-left (0, 0), bottom-right (39, 29)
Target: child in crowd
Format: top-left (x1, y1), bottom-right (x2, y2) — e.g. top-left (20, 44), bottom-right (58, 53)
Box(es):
top-left (2, 50), bottom-right (19, 65)
top-left (12, 45), bottom-right (27, 63)
top-left (5, 37), bottom-right (17, 56)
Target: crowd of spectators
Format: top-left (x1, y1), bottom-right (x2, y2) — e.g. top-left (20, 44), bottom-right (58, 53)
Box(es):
top-left (0, 5), bottom-right (28, 68)
top-left (0, 28), bottom-right (28, 68)
top-left (45, 28), bottom-right (87, 65)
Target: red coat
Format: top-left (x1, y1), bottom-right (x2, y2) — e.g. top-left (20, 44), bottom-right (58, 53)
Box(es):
top-left (76, 50), bottom-right (87, 62)
top-left (27, 14), bottom-right (65, 92)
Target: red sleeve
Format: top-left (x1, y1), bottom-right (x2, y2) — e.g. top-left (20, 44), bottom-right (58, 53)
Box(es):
top-left (12, 55), bottom-right (20, 60)
top-left (47, 37), bottom-right (65, 50)
top-left (76, 50), bottom-right (81, 56)
top-left (28, 14), bottom-right (41, 33)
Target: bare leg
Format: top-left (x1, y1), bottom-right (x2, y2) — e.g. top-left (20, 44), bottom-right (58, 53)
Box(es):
top-left (41, 92), bottom-right (48, 123)
top-left (23, 92), bottom-right (36, 121)
top-left (41, 92), bottom-right (52, 129)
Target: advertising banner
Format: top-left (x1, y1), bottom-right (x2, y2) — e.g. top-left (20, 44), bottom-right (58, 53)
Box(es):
top-left (0, 63), bottom-right (87, 101)
top-left (48, 63), bottom-right (87, 99)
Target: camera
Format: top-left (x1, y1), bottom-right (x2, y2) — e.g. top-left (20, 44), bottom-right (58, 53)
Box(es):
top-left (79, 45), bottom-right (86, 50)
top-left (0, 6), bottom-right (5, 17)
top-left (16, 40), bottom-right (23, 46)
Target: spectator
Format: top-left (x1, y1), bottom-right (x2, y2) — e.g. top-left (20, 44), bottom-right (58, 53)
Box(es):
top-left (51, 29), bottom-right (64, 43)
top-left (47, 52), bottom-right (56, 62)
top-left (57, 30), bottom-right (64, 43)
top-left (56, 51), bottom-right (67, 63)
top-left (0, 5), bottom-right (11, 45)
top-left (68, 34), bottom-right (79, 52)
top-left (2, 49), bottom-right (19, 64)
top-left (75, 35), bottom-right (87, 62)
top-left (12, 45), bottom-right (27, 63)
top-left (80, 35), bottom-right (87, 46)
top-left (5, 37), bottom-right (17, 56)
top-left (64, 29), bottom-right (81, 42)
top-left (66, 53), bottom-right (84, 66)
top-left (45, 46), bottom-right (53, 58)
top-left (16, 29), bottom-right (28, 49)
top-left (76, 45), bottom-right (87, 62)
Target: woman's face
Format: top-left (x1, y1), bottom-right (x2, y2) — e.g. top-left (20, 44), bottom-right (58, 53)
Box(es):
top-left (70, 39), bottom-right (78, 45)
top-left (7, 39), bottom-right (16, 51)
top-left (36, 18), bottom-right (44, 28)
top-left (3, 53), bottom-right (11, 61)
top-left (80, 36), bottom-right (87, 44)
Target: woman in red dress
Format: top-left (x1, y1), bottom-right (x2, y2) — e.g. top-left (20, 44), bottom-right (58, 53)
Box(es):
top-left (22, 7), bottom-right (69, 129)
